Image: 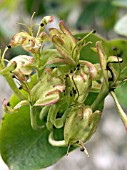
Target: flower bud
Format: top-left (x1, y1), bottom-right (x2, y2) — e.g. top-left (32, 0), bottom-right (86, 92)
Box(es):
top-left (64, 105), bottom-right (101, 146)
top-left (49, 21), bottom-right (78, 65)
top-left (65, 65), bottom-right (92, 104)
top-left (31, 72), bottom-right (65, 106)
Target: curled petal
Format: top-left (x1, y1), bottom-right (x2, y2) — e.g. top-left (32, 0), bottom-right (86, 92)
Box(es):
top-left (2, 99), bottom-right (29, 114)
top-left (34, 90), bottom-right (61, 106)
top-left (59, 20), bottom-right (76, 45)
top-left (42, 16), bottom-right (54, 25)
top-left (41, 49), bottom-right (66, 65)
top-left (31, 75), bottom-right (65, 106)
top-left (80, 60), bottom-right (100, 80)
top-left (96, 41), bottom-right (108, 86)
top-left (22, 37), bottom-right (42, 53)
top-left (37, 16), bottom-right (54, 36)
top-left (14, 100), bottom-right (30, 109)
top-left (2, 99), bottom-right (18, 114)
top-left (49, 28), bottom-right (62, 37)
top-left (8, 55), bottom-right (34, 81)
top-left (49, 20), bottom-right (79, 64)
top-left (53, 84), bottom-right (65, 92)
top-left (52, 35), bottom-right (76, 65)
top-left (9, 32), bottom-right (29, 47)
top-left (10, 31), bottom-right (45, 53)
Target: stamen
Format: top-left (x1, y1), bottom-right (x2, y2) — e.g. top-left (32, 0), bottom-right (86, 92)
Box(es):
top-left (67, 143), bottom-right (71, 156)
top-left (79, 140), bottom-right (89, 157)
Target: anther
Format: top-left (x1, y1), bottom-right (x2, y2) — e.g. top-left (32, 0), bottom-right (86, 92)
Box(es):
top-left (7, 102), bottom-right (10, 106)
top-left (77, 37), bottom-right (82, 41)
top-left (73, 89), bottom-right (77, 94)
top-left (70, 70), bottom-right (73, 73)
top-left (76, 63), bottom-right (80, 70)
top-left (52, 66), bottom-right (57, 69)
top-left (80, 147), bottom-right (84, 152)
top-left (7, 45), bottom-right (11, 49)
top-left (112, 46), bottom-right (117, 51)
top-left (12, 74), bottom-right (16, 78)
top-left (19, 85), bottom-right (23, 90)
top-left (40, 23), bottom-right (44, 27)
top-left (77, 64), bottom-right (80, 67)
top-left (70, 91), bottom-right (73, 97)
top-left (92, 30), bottom-right (96, 34)
top-left (65, 74), bottom-right (69, 77)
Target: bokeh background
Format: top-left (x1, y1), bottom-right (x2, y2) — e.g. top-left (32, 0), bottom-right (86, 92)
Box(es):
top-left (0, 0), bottom-right (127, 170)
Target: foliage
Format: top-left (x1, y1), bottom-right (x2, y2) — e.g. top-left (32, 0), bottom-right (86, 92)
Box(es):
top-left (0, 15), bottom-right (127, 170)
top-left (0, 1), bottom-right (127, 170)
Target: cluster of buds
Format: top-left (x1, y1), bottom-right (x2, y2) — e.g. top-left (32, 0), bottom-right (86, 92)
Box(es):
top-left (1, 16), bottom-right (127, 155)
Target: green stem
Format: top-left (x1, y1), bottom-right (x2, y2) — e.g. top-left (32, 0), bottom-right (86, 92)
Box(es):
top-left (91, 82), bottom-right (109, 112)
top-left (1, 47), bottom-right (8, 67)
top-left (110, 91), bottom-right (127, 131)
top-left (30, 105), bottom-right (44, 130)
top-left (4, 73), bottom-right (25, 100)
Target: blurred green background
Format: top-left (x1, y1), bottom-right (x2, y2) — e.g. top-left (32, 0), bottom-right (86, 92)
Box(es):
top-left (0, 0), bottom-right (127, 58)
top-left (0, 0), bottom-right (127, 170)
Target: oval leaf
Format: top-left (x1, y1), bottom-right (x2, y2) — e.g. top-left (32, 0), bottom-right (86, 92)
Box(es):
top-left (0, 95), bottom-right (67, 170)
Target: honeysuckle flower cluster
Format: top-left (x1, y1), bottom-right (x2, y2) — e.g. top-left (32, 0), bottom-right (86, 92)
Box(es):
top-left (0, 16), bottom-right (127, 155)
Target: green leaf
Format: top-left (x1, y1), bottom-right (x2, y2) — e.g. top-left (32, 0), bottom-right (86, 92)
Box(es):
top-left (0, 95), bottom-right (67, 170)
top-left (1, 33), bottom-right (127, 170)
top-left (115, 82), bottom-right (127, 108)
top-left (112, 0), bottom-right (127, 7)
top-left (77, 1), bottom-right (117, 30)
top-left (0, 89), bottom-right (104, 170)
top-left (75, 33), bottom-right (106, 63)
top-left (85, 92), bottom-right (104, 111)
top-left (114, 15), bottom-right (127, 36)
top-left (77, 1), bottom-right (99, 26)
top-left (24, 0), bottom-right (46, 16)
top-left (0, 0), bottom-right (19, 12)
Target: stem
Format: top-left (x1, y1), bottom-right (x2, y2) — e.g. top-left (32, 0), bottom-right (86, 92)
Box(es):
top-left (91, 41), bottom-right (110, 111)
top-left (30, 105), bottom-right (44, 130)
top-left (91, 82), bottom-right (109, 112)
top-left (110, 91), bottom-right (127, 131)
top-left (1, 47), bottom-right (8, 67)
top-left (5, 73), bottom-right (25, 100)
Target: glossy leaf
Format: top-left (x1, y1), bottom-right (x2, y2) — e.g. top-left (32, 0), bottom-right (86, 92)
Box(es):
top-left (0, 95), bottom-right (67, 170)
top-left (112, 0), bottom-right (127, 7)
top-left (77, 1), bottom-right (117, 30)
top-left (114, 15), bottom-right (127, 36)
top-left (1, 32), bottom-right (127, 170)
top-left (115, 82), bottom-right (127, 108)
top-left (0, 90), bottom-right (104, 170)
top-left (75, 33), bottom-right (106, 63)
